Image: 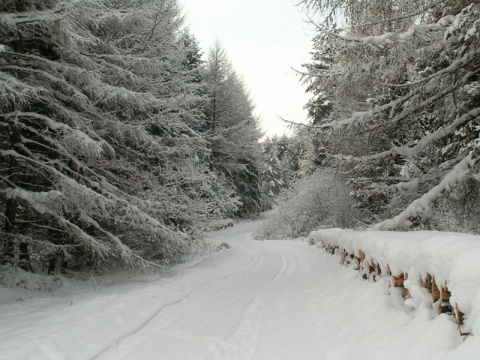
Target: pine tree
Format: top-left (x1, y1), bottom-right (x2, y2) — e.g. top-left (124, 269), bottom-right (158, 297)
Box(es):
top-left (260, 138), bottom-right (285, 207)
top-left (203, 42), bottom-right (263, 217)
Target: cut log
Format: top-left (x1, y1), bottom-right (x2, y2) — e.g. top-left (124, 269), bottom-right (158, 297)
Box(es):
top-left (431, 277), bottom-right (441, 302)
top-left (422, 273), bottom-right (432, 290)
top-left (358, 250), bottom-right (366, 261)
top-left (390, 273), bottom-right (410, 298)
top-left (386, 264), bottom-right (392, 276)
top-left (353, 257), bottom-right (361, 270)
top-left (440, 283), bottom-right (452, 314)
top-left (454, 304), bottom-right (470, 336)
top-left (442, 284), bottom-right (451, 302)
top-left (392, 274), bottom-right (405, 287)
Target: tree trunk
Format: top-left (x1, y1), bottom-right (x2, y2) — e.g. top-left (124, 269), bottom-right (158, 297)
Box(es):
top-left (3, 198), bottom-right (17, 264)
top-left (19, 241), bottom-right (32, 272)
top-left (3, 124), bottom-right (19, 265)
top-left (2, 114), bottom-right (23, 266)
top-left (47, 251), bottom-right (64, 275)
top-left (212, 95), bottom-right (216, 133)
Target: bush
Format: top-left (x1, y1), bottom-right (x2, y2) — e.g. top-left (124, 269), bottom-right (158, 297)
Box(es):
top-left (255, 169), bottom-right (363, 239)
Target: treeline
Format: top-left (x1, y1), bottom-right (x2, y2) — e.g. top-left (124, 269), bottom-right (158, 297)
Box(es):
top-left (0, 0), bottom-right (262, 274)
top-left (259, 0), bottom-right (480, 238)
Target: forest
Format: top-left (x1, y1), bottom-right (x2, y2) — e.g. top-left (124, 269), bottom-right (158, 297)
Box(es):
top-left (1, 0), bottom-right (480, 280)
top-left (258, 0), bottom-right (480, 239)
top-left (0, 0), bottom-right (263, 276)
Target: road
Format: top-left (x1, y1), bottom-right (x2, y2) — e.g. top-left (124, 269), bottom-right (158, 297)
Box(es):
top-left (0, 221), bottom-right (464, 360)
top-left (92, 221), bottom-right (328, 360)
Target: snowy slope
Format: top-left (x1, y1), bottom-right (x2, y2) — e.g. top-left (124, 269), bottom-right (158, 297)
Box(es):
top-left (0, 221), bottom-right (479, 359)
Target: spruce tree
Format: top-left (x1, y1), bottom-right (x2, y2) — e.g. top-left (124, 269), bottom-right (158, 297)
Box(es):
top-left (203, 42), bottom-right (263, 217)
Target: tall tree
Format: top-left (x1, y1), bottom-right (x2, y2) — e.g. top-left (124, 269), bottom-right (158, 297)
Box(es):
top-left (203, 42), bottom-right (263, 217)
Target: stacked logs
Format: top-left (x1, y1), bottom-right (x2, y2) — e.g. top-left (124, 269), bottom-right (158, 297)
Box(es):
top-left (323, 243), bottom-right (469, 336)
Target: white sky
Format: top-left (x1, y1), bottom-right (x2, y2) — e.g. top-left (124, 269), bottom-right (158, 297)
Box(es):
top-left (180, 0), bottom-right (314, 137)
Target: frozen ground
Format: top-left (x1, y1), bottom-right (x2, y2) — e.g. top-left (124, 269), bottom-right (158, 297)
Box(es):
top-left (0, 221), bottom-right (478, 360)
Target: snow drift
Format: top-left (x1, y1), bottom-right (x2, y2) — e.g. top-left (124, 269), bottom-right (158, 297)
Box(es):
top-left (309, 229), bottom-right (480, 336)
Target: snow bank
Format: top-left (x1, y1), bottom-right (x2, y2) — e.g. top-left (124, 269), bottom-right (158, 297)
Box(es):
top-left (0, 265), bottom-right (65, 292)
top-left (309, 229), bottom-right (480, 335)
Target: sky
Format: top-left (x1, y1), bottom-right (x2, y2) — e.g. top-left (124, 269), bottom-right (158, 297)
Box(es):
top-left (180, 0), bottom-right (315, 138)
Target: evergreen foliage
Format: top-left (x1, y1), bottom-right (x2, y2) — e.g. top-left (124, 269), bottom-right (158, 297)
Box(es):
top-left (300, 0), bottom-right (480, 231)
top-left (260, 134), bottom-right (305, 210)
top-left (256, 169), bottom-right (360, 239)
top-left (0, 0), bottom-right (239, 273)
top-left (202, 42), bottom-right (263, 217)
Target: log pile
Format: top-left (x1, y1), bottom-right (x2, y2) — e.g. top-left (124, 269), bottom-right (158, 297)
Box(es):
top-left (321, 243), bottom-right (469, 336)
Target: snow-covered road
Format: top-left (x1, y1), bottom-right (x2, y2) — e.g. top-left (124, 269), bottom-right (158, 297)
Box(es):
top-left (0, 221), bottom-right (476, 360)
top-left (92, 222), bottom-right (327, 360)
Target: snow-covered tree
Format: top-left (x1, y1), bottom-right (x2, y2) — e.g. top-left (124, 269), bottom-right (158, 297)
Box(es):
top-left (203, 42), bottom-right (263, 217)
top-left (260, 139), bottom-right (286, 209)
top-left (256, 169), bottom-right (360, 239)
top-left (260, 134), bottom-right (307, 209)
top-left (0, 0), bottom-right (238, 273)
top-left (300, 0), bottom-right (480, 231)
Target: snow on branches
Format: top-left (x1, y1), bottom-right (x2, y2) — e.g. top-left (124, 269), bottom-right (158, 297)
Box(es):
top-left (0, 0), bottom-right (238, 273)
top-left (372, 152), bottom-right (477, 230)
top-left (301, 1), bottom-right (480, 230)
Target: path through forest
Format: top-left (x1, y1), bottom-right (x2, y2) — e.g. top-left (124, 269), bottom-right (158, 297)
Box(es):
top-left (0, 221), bottom-right (467, 360)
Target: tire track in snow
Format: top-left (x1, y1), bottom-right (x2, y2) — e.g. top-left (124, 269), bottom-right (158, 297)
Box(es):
top-left (204, 246), bottom-right (295, 360)
top-left (249, 243), bottom-right (328, 360)
top-left (89, 246), bottom-right (266, 360)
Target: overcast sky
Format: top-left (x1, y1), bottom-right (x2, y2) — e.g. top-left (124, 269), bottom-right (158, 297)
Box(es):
top-left (180, 0), bottom-right (314, 137)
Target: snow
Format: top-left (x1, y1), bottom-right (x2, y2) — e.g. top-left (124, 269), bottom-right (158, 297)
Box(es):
top-left (1, 221), bottom-right (479, 359)
top-left (394, 108), bottom-right (480, 158)
top-left (309, 228), bottom-right (480, 337)
top-left (328, 12), bottom-right (458, 47)
top-left (4, 188), bottom-right (62, 214)
top-left (373, 152), bottom-right (475, 230)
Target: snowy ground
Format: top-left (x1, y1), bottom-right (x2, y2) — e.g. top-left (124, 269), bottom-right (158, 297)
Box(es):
top-left (1, 221), bottom-right (478, 360)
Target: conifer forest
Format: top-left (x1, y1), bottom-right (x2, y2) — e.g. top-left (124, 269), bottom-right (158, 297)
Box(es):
top-left (1, 0), bottom-right (480, 277)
